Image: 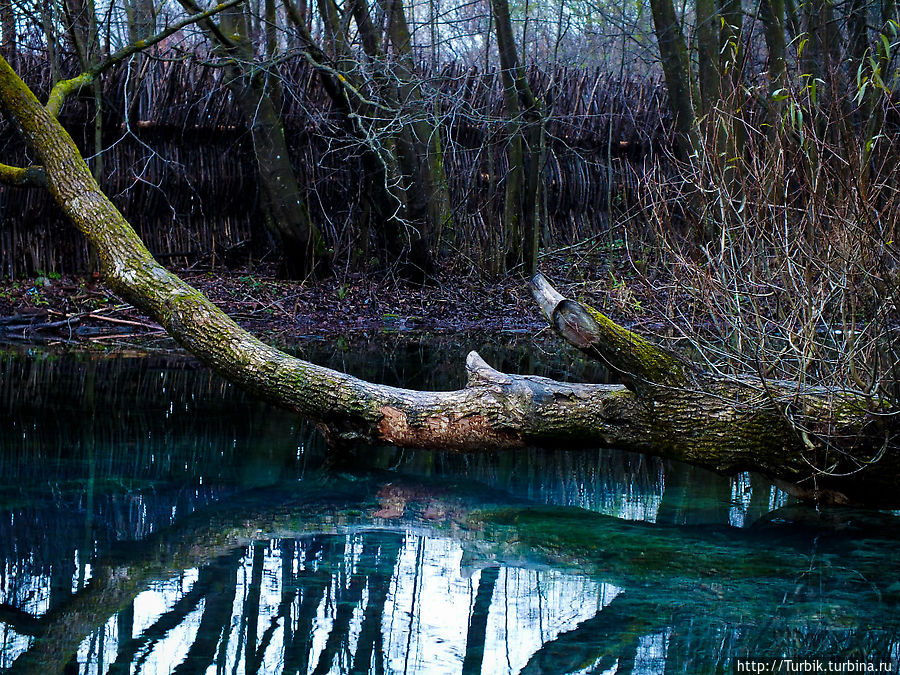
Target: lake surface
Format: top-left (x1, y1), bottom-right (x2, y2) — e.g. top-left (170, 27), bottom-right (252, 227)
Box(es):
top-left (1, 337), bottom-right (899, 675)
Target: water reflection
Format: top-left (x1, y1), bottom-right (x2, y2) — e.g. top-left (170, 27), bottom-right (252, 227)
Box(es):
top-left (58, 533), bottom-right (616, 675)
top-left (1, 341), bottom-right (899, 674)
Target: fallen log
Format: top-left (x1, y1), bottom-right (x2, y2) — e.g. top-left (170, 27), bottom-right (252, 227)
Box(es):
top-left (530, 273), bottom-right (898, 504)
top-left (0, 55), bottom-right (896, 506)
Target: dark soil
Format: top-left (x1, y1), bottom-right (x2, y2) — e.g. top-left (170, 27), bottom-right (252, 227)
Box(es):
top-left (0, 267), bottom-right (537, 348)
top-left (0, 256), bottom-right (661, 349)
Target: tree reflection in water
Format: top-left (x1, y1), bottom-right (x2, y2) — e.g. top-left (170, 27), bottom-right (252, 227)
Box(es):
top-left (0, 344), bottom-right (898, 674)
top-left (59, 532), bottom-right (619, 675)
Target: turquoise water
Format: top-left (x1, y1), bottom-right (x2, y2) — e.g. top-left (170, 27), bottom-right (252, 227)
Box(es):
top-left (0, 339), bottom-right (898, 674)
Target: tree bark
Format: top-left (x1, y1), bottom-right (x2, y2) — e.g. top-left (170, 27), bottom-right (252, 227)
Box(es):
top-left (177, 0), bottom-right (325, 279)
top-left (649, 0), bottom-right (698, 158)
top-left (695, 0), bottom-right (719, 117)
top-left (490, 0), bottom-right (541, 275)
top-left (760, 0), bottom-right (786, 129)
top-left (0, 0), bottom-right (15, 67)
top-left (714, 0), bottom-right (746, 196)
top-left (379, 0), bottom-right (449, 274)
top-left (530, 273), bottom-right (895, 504)
top-left (122, 0), bottom-right (156, 123)
top-left (231, 71), bottom-right (325, 278)
top-left (0, 55), bottom-right (896, 505)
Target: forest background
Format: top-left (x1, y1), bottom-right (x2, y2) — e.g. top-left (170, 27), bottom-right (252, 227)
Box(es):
top-left (0, 0), bottom-right (898, 406)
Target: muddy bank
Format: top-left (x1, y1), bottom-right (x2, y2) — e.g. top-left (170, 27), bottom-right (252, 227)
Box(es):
top-left (0, 268), bottom-right (543, 347)
top-left (0, 262), bottom-right (659, 348)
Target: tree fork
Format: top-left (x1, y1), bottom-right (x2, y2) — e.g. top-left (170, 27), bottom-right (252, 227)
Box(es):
top-left (0, 56), bottom-right (896, 506)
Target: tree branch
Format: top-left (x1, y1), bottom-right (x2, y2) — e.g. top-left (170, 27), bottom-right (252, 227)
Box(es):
top-left (295, 49), bottom-right (395, 113)
top-left (531, 272), bottom-right (693, 388)
top-left (45, 0), bottom-right (245, 117)
top-left (280, 0), bottom-right (395, 114)
top-left (0, 162), bottom-right (46, 187)
top-left (175, 0), bottom-right (242, 51)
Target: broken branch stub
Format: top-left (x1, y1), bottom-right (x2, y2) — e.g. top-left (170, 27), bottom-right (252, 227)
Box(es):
top-left (530, 273), bottom-right (692, 387)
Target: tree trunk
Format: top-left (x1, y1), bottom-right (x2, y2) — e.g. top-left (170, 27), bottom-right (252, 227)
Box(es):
top-left (847, 0), bottom-right (871, 123)
top-left (650, 0), bottom-right (698, 158)
top-left (379, 0), bottom-right (449, 274)
top-left (695, 0), bottom-right (719, 117)
top-left (490, 0), bottom-right (541, 275)
top-left (852, 0), bottom-right (895, 184)
top-left (178, 0), bottom-right (325, 279)
top-left (0, 55), bottom-right (896, 505)
top-left (801, 0), bottom-right (842, 141)
top-left (0, 0), bottom-right (15, 67)
top-left (40, 0), bottom-right (60, 84)
top-left (338, 0), bottom-right (428, 272)
top-left (719, 0), bottom-right (742, 94)
top-left (230, 70), bottom-right (325, 278)
top-left (294, 0), bottom-right (437, 277)
top-left (283, 0), bottom-right (404, 262)
top-left (760, 0), bottom-right (785, 109)
top-left (717, 0), bottom-right (746, 188)
top-left (123, 0), bottom-right (156, 123)
top-left (530, 274), bottom-right (895, 505)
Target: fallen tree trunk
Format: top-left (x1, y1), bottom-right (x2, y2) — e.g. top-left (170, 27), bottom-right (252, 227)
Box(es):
top-left (0, 56), bottom-right (896, 505)
top-left (530, 274), bottom-right (898, 504)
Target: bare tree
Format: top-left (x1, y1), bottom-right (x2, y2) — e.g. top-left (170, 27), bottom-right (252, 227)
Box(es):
top-left (178, 0), bottom-right (326, 279)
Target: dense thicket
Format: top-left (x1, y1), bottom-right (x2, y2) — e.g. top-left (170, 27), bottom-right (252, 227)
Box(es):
top-left (2, 0), bottom-right (900, 288)
top-left (0, 55), bottom-right (664, 278)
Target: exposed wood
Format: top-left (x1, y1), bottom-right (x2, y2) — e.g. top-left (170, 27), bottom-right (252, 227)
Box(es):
top-left (531, 272), bottom-right (692, 388)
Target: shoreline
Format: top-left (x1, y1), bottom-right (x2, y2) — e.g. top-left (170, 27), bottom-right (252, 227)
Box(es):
top-left (0, 268), bottom-right (555, 348)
